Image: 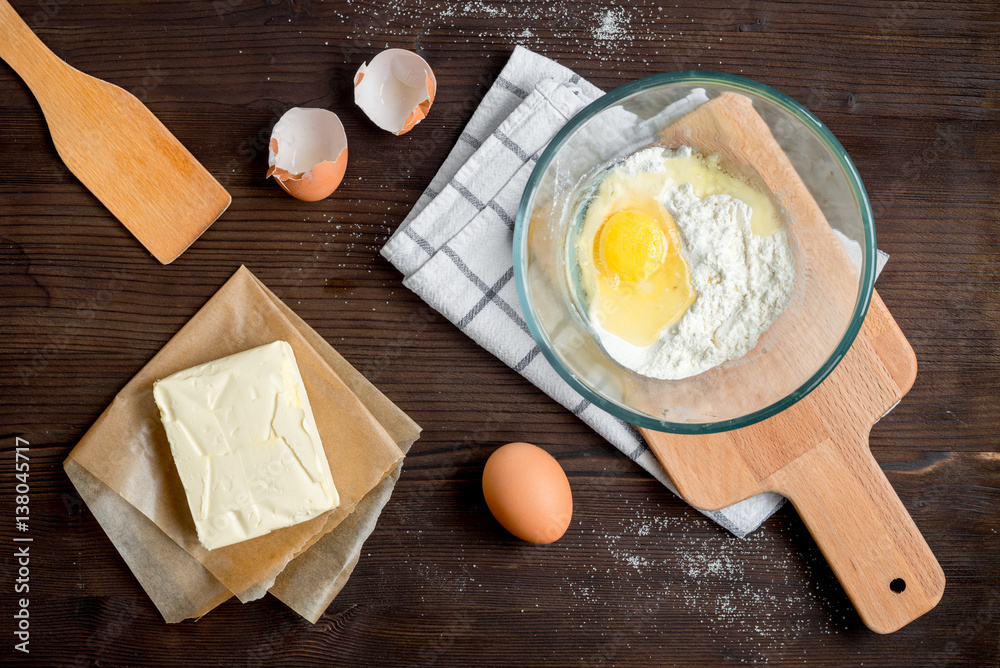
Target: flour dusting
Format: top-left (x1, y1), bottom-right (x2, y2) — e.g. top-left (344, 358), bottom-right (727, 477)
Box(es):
top-left (593, 7), bottom-right (628, 41)
top-left (565, 502), bottom-right (837, 664)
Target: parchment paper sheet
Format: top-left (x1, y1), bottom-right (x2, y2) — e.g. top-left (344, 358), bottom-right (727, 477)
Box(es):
top-left (64, 266), bottom-right (421, 622)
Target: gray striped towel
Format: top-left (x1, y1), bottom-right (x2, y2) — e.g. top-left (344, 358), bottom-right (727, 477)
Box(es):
top-left (381, 46), bottom-right (888, 537)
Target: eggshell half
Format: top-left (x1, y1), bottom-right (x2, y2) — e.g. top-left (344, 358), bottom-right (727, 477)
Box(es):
top-left (267, 107), bottom-right (348, 202)
top-left (482, 442), bottom-right (573, 544)
top-left (354, 49), bottom-right (436, 135)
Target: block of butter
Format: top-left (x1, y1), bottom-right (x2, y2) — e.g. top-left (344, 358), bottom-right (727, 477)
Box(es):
top-left (152, 340), bottom-right (340, 550)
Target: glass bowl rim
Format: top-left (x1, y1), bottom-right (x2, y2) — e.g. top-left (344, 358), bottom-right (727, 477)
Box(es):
top-left (513, 71), bottom-right (877, 434)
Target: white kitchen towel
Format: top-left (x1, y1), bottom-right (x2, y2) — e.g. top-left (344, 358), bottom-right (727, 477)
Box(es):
top-left (382, 46), bottom-right (889, 537)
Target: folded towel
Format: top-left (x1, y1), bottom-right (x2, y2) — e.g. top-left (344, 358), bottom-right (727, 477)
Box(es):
top-left (382, 46), bottom-right (888, 537)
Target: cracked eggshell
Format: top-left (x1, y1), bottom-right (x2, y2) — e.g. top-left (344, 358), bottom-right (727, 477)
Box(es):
top-left (354, 49), bottom-right (436, 135)
top-left (266, 107), bottom-right (348, 202)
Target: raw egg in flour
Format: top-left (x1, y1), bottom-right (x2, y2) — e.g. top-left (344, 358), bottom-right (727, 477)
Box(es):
top-left (588, 196), bottom-right (695, 348)
top-left (574, 146), bottom-right (792, 379)
top-left (482, 442), bottom-right (573, 544)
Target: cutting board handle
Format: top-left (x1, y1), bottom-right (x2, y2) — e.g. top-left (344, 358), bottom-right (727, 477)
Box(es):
top-left (0, 0), bottom-right (66, 91)
top-left (771, 438), bottom-right (945, 634)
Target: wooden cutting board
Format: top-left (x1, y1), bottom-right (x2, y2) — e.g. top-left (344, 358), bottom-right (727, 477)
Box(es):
top-left (641, 90), bottom-right (945, 634)
top-left (642, 291), bottom-right (944, 634)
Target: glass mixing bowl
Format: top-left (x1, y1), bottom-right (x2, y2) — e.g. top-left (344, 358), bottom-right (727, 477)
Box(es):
top-left (514, 72), bottom-right (876, 434)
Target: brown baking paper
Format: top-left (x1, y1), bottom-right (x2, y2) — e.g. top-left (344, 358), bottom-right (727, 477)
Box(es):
top-left (64, 266), bottom-right (421, 622)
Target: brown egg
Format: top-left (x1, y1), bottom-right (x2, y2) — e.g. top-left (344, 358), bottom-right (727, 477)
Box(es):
top-left (482, 442), bottom-right (573, 544)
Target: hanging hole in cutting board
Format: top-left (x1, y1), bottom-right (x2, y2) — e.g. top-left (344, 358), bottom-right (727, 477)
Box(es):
top-left (890, 578), bottom-right (907, 594)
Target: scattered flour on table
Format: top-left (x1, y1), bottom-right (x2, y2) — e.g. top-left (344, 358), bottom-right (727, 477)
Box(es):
top-left (593, 7), bottom-right (630, 42)
top-left (332, 1), bottom-right (648, 59)
top-left (563, 499), bottom-right (837, 665)
top-left (381, 491), bottom-right (839, 665)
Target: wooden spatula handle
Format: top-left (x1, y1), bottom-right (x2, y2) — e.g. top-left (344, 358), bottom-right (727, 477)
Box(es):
top-left (0, 0), bottom-right (65, 87)
top-left (771, 438), bottom-right (945, 634)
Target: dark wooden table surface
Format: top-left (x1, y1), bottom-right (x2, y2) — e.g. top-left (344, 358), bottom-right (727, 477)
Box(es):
top-left (2, 0), bottom-right (998, 666)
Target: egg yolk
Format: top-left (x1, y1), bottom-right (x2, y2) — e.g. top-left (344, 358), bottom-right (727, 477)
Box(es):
top-left (596, 210), bottom-right (666, 284)
top-left (591, 204), bottom-right (696, 347)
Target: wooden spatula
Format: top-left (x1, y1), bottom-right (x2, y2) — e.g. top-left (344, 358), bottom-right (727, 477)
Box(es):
top-left (642, 291), bottom-right (945, 634)
top-left (0, 0), bottom-right (230, 264)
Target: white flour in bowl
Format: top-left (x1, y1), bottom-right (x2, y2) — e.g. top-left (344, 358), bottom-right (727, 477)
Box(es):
top-left (590, 148), bottom-right (796, 380)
